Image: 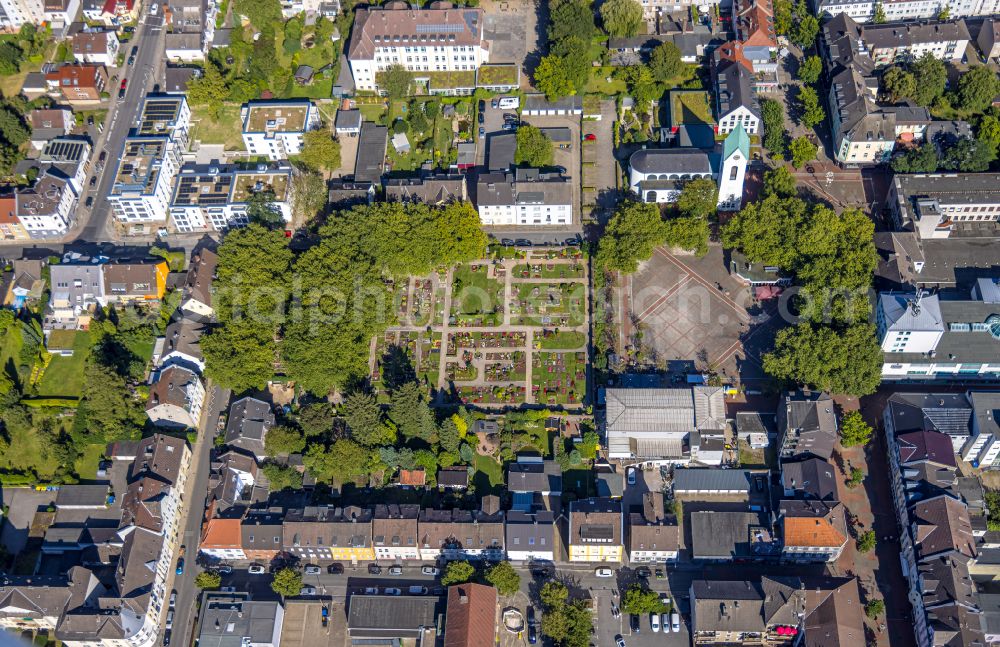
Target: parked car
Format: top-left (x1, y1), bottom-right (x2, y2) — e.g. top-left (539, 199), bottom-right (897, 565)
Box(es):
top-left (149, 2), bottom-right (157, 14)
top-left (363, 587), bottom-right (379, 595)
top-left (595, 568), bottom-right (614, 577)
top-left (383, 588), bottom-right (402, 596)
top-left (615, 635), bottom-right (626, 647)
top-left (650, 613), bottom-right (660, 633)
top-left (408, 586), bottom-right (428, 595)
top-left (655, 569), bottom-right (665, 579)
top-left (299, 586), bottom-right (317, 596)
top-left (248, 564), bottom-right (266, 575)
top-left (368, 564), bottom-right (382, 575)
top-left (502, 122), bottom-right (516, 131)
top-left (671, 611), bottom-right (681, 632)
top-left (421, 566), bottom-right (439, 576)
top-left (165, 611), bottom-right (173, 630)
top-left (85, 196), bottom-right (93, 207)
top-left (661, 613), bottom-right (670, 632)
top-left (478, 100), bottom-right (486, 112)
top-left (583, 133), bottom-right (597, 141)
top-left (630, 614), bottom-right (640, 633)
top-left (503, 113), bottom-right (518, 121)
top-left (169, 591), bottom-right (176, 608)
top-left (327, 563), bottom-right (344, 575)
top-left (627, 468), bottom-right (636, 486)
top-left (128, 53), bottom-right (136, 65)
top-left (216, 564), bottom-right (232, 575)
top-left (175, 558), bottom-right (184, 575)
top-left (389, 565), bottom-right (403, 576)
top-left (163, 630), bottom-right (171, 646)
top-left (478, 111), bottom-right (484, 124)
top-left (611, 605), bottom-right (621, 619)
top-left (89, 176), bottom-right (97, 187)
top-left (635, 566), bottom-right (651, 579)
top-left (478, 126), bottom-right (485, 139)
top-left (491, 98), bottom-right (499, 108)
top-left (120, 78), bottom-right (128, 90)
top-left (304, 565), bottom-right (321, 575)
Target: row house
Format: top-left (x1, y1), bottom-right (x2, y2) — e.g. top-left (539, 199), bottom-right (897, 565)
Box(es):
top-left (777, 390), bottom-right (838, 460)
top-left (372, 504), bottom-right (421, 562)
top-left (475, 168), bottom-right (572, 227)
top-left (240, 100), bottom-right (319, 161)
top-left (690, 576), bottom-right (865, 645)
top-left (208, 451), bottom-right (261, 513)
top-left (0, 196), bottom-right (28, 241)
top-left (417, 501), bottom-right (505, 561)
top-left (860, 19), bottom-right (970, 65)
top-left (778, 498), bottom-right (849, 563)
top-left (627, 492), bottom-right (679, 564)
top-left (145, 364), bottom-right (205, 429)
top-left (163, 0), bottom-right (218, 62)
top-left (15, 171), bottom-right (74, 238)
top-left (876, 285), bottom-right (1000, 381)
top-left (815, 0), bottom-right (999, 23)
top-left (346, 4), bottom-right (490, 93)
top-left (883, 395), bottom-right (986, 647)
top-left (505, 510), bottom-right (556, 563)
top-left (568, 497), bottom-right (623, 563)
top-left (283, 506), bottom-right (376, 564)
top-left (45, 258), bottom-right (168, 330)
top-left (169, 163), bottom-right (294, 232)
top-left (180, 247), bottom-right (217, 319)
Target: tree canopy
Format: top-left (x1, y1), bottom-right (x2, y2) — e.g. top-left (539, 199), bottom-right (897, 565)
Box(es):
top-left (548, 0), bottom-right (597, 42)
top-left (761, 99), bottom-right (787, 158)
top-left (621, 586), bottom-right (668, 614)
top-left (596, 201), bottom-right (667, 273)
top-left (441, 560), bottom-right (476, 585)
top-left (958, 66), bottom-right (1000, 113)
top-left (377, 64), bottom-right (415, 100)
top-left (298, 128), bottom-right (342, 172)
top-left (762, 166), bottom-right (797, 198)
top-left (270, 568), bottom-right (303, 597)
top-left (515, 125), bottom-right (555, 167)
top-left (797, 86), bottom-right (826, 129)
top-left (881, 66), bottom-right (916, 103)
top-left (600, 0), bottom-right (644, 38)
top-left (485, 561), bottom-right (521, 596)
top-left (840, 410), bottom-right (873, 447)
top-left (649, 42), bottom-right (683, 82)
top-left (789, 136), bottom-right (818, 168)
top-left (798, 56), bottom-right (822, 85)
top-left (763, 323), bottom-right (883, 396)
top-left (676, 178), bottom-right (718, 220)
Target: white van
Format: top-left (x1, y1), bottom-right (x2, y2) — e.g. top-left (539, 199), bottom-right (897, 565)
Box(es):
top-left (498, 97), bottom-right (519, 110)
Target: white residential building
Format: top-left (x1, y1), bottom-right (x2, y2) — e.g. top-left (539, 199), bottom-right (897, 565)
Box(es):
top-left (38, 137), bottom-right (92, 196)
top-left (16, 172), bottom-right (74, 238)
top-left (72, 30), bottom-right (120, 65)
top-left (169, 163), bottom-right (294, 232)
top-left (145, 364), bottom-right (206, 429)
top-left (109, 137), bottom-right (182, 224)
top-left (887, 173), bottom-right (1000, 240)
top-left (815, 0), bottom-right (1000, 23)
top-left (346, 5), bottom-right (489, 93)
top-left (714, 61), bottom-right (761, 135)
top-left (876, 282), bottom-right (1000, 381)
top-left (371, 504), bottom-right (421, 562)
top-left (861, 19), bottom-right (971, 65)
top-left (42, 0), bottom-right (79, 30)
top-left (475, 168), bottom-right (572, 226)
top-left (505, 510), bottom-right (556, 562)
top-left (135, 94), bottom-right (192, 144)
top-left (240, 100), bottom-right (319, 160)
top-left (0, 0), bottom-right (44, 29)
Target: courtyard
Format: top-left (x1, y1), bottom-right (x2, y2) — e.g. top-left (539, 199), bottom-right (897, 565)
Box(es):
top-left (368, 248), bottom-right (590, 410)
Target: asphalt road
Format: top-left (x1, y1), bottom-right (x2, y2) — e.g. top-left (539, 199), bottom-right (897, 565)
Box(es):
top-left (166, 384), bottom-right (230, 647)
top-left (78, 8), bottom-right (167, 242)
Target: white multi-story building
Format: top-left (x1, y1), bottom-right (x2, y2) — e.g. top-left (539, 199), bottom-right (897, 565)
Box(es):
top-left (346, 4), bottom-right (489, 93)
top-left (16, 171), bottom-right (74, 238)
top-left (714, 61), bottom-right (761, 135)
top-left (876, 282), bottom-right (1000, 381)
top-left (38, 137), bottom-right (91, 196)
top-left (960, 391), bottom-right (1000, 469)
top-left (0, 0), bottom-right (44, 29)
top-left (109, 137), bottom-right (182, 224)
top-left (169, 163), bottom-right (294, 232)
top-left (862, 19), bottom-right (971, 65)
top-left (815, 0), bottom-right (1000, 23)
top-left (887, 172), bottom-right (1000, 240)
top-left (135, 94), bottom-right (191, 143)
top-left (371, 504), bottom-right (421, 562)
top-left (240, 100), bottom-right (319, 160)
top-left (72, 30), bottom-right (119, 65)
top-left (145, 364), bottom-right (206, 429)
top-left (476, 168), bottom-right (572, 226)
top-left (42, 0), bottom-right (79, 30)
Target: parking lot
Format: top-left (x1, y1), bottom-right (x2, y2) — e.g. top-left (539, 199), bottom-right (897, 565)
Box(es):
top-left (582, 99), bottom-right (620, 224)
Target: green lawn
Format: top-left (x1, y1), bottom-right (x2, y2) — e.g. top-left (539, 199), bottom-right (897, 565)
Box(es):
top-left (73, 443), bottom-right (106, 481)
top-left (37, 331), bottom-right (91, 398)
top-left (587, 67), bottom-right (627, 95)
top-left (537, 330), bottom-right (587, 350)
top-left (472, 454), bottom-right (504, 495)
top-left (0, 325), bottom-right (23, 378)
top-left (358, 103), bottom-right (387, 125)
top-left (451, 264), bottom-right (504, 326)
top-left (189, 103), bottom-right (246, 150)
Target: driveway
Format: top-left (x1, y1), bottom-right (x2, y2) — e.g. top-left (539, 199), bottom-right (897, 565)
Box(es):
top-left (582, 99), bottom-right (619, 225)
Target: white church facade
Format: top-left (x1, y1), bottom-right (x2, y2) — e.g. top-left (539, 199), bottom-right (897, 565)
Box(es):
top-left (628, 124), bottom-right (750, 211)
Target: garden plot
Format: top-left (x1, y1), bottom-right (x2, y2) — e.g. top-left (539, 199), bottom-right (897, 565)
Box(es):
top-left (447, 331), bottom-right (527, 355)
top-left (511, 283), bottom-right (586, 327)
top-left (450, 263), bottom-right (505, 327)
top-left (532, 352), bottom-right (587, 406)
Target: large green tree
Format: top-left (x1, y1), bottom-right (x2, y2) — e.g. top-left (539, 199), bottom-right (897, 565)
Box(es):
top-left (676, 177), bottom-right (718, 220)
top-left (441, 560), bottom-right (476, 585)
top-left (234, 0), bottom-right (281, 27)
top-left (797, 86), bottom-right (826, 129)
top-left (377, 64), bottom-right (415, 100)
top-left (304, 439), bottom-right (375, 485)
top-left (389, 381), bottom-right (437, 442)
top-left (762, 166), bottom-right (797, 198)
top-left (270, 568), bottom-right (303, 597)
top-left (939, 137), bottom-right (996, 171)
top-left (790, 2), bottom-right (819, 46)
top-left (535, 55), bottom-right (575, 100)
top-left (515, 125), bottom-right (555, 167)
top-left (548, 0), bottom-right (597, 42)
top-left (621, 586), bottom-right (668, 614)
top-left (881, 66), bottom-right (916, 103)
top-left (911, 53), bottom-right (947, 107)
top-left (298, 128), bottom-right (342, 172)
top-left (342, 390), bottom-right (396, 447)
top-left (763, 323), bottom-right (883, 396)
top-left (486, 561), bottom-right (521, 596)
top-left (264, 425), bottom-right (306, 455)
top-left (262, 464), bottom-right (303, 490)
top-left (649, 42), bottom-right (683, 82)
top-left (789, 136), bottom-right (818, 168)
top-left (599, 0), bottom-right (643, 37)
top-left (596, 201), bottom-right (667, 273)
top-left (761, 99), bottom-right (787, 157)
top-left (891, 144), bottom-right (938, 173)
top-left (798, 56), bottom-right (823, 84)
top-left (958, 66), bottom-right (1000, 113)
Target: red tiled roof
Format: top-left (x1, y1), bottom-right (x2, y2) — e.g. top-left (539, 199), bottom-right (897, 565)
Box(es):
top-left (444, 583), bottom-right (497, 647)
top-left (399, 469), bottom-right (426, 486)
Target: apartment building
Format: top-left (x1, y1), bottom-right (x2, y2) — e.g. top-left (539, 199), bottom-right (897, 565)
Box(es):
top-left (568, 498), bottom-right (623, 563)
top-left (713, 60), bottom-right (761, 135)
top-left (45, 64), bottom-right (108, 104)
top-left (283, 506), bottom-right (376, 564)
top-left (0, 196), bottom-right (28, 241)
top-left (0, 435), bottom-right (192, 647)
top-left (29, 108), bottom-right (74, 150)
top-left (777, 391), bottom-right (838, 460)
top-left (815, 0), bottom-right (999, 23)
top-left (163, 0), bottom-right (217, 62)
top-left (888, 172), bottom-right (1000, 240)
top-left (145, 364), bottom-right (206, 429)
top-left (240, 100), bottom-right (319, 160)
top-left (383, 173), bottom-right (467, 205)
top-left (170, 163), bottom-right (294, 232)
top-left (135, 94), bottom-right (192, 144)
top-left (861, 19), bottom-right (971, 65)
top-left (72, 30), bottom-right (119, 65)
top-left (347, 4), bottom-right (489, 93)
top-left (875, 284), bottom-right (1000, 380)
top-left (180, 247), bottom-right (217, 319)
top-left (417, 503), bottom-right (505, 561)
top-left (505, 510), bottom-right (556, 562)
top-left (15, 171), bottom-right (74, 238)
top-left (779, 499), bottom-right (848, 562)
top-left (371, 504), bottom-right (421, 562)
top-left (627, 492), bottom-right (679, 563)
top-left (108, 137), bottom-right (182, 224)
top-left (0, 0), bottom-right (43, 30)
top-left (475, 168), bottom-right (572, 226)
top-left (959, 392), bottom-right (1000, 469)
top-left (38, 138), bottom-right (91, 196)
